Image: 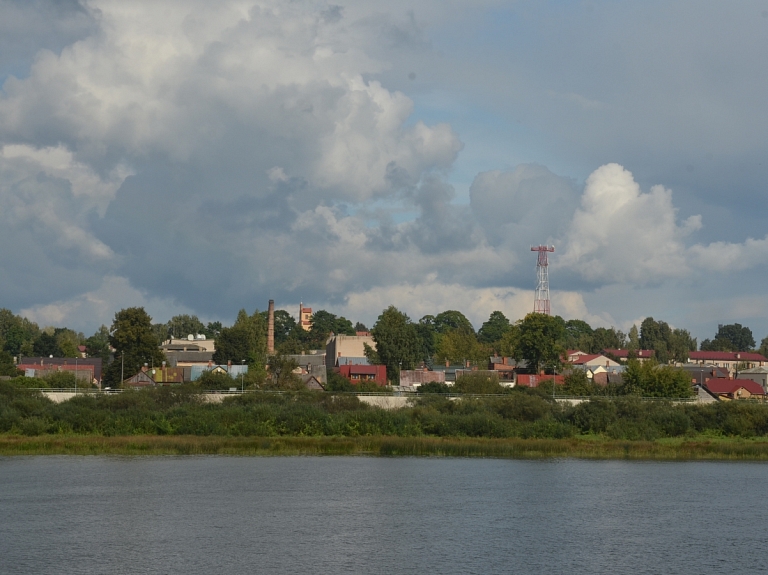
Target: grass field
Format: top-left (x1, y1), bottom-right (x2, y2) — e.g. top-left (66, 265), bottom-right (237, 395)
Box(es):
top-left (4, 434), bottom-right (768, 459)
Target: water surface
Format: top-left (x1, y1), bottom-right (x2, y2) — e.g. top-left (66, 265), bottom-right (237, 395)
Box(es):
top-left (1, 456), bottom-right (766, 574)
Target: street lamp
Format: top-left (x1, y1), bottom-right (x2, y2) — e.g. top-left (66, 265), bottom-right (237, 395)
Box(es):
top-left (241, 359), bottom-right (245, 393)
top-left (75, 357), bottom-right (78, 395)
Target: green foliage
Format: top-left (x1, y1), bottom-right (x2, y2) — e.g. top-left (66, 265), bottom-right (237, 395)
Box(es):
top-left (102, 307), bottom-right (165, 388)
top-left (418, 381), bottom-right (451, 394)
top-left (213, 309), bottom-right (267, 367)
top-left (433, 310), bottom-right (474, 334)
top-left (562, 370), bottom-right (604, 396)
top-left (325, 369), bottom-right (357, 392)
top-left (590, 327), bottom-right (626, 354)
top-left (621, 360), bottom-right (693, 398)
top-left (197, 371), bottom-right (242, 390)
top-left (370, 306), bottom-right (420, 382)
top-left (514, 313), bottom-right (566, 373)
top-left (435, 328), bottom-right (485, 365)
top-left (0, 351), bottom-right (21, 377)
top-left (478, 311), bottom-right (511, 347)
top-left (85, 325), bottom-right (111, 363)
top-left (167, 314), bottom-right (206, 339)
top-left (563, 319), bottom-right (594, 352)
top-left (0, 308), bottom-right (39, 356)
top-left (711, 323), bottom-right (755, 352)
top-left (453, 372), bottom-right (505, 394)
top-left (264, 355), bottom-right (304, 390)
top-left (701, 323), bottom-right (755, 354)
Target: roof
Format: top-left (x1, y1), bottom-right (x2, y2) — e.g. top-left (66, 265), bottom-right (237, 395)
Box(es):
top-left (602, 349), bottom-right (655, 358)
top-left (704, 378), bottom-right (765, 396)
top-left (344, 365), bottom-right (381, 375)
top-left (337, 356), bottom-right (370, 366)
top-left (737, 366), bottom-right (768, 374)
top-left (689, 351), bottom-right (768, 362)
top-left (571, 354), bottom-right (620, 366)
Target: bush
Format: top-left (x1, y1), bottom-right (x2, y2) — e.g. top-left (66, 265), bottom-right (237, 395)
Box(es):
top-left (453, 372), bottom-right (505, 394)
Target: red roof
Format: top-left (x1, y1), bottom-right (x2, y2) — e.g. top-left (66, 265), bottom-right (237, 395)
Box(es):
top-left (602, 349), bottom-right (655, 358)
top-left (689, 351), bottom-right (767, 362)
top-left (705, 378), bottom-right (765, 396)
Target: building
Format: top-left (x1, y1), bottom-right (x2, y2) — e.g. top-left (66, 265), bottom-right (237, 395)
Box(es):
top-left (326, 333), bottom-right (376, 367)
top-left (569, 354), bottom-right (621, 369)
top-left (400, 369), bottom-right (446, 387)
top-left (488, 356), bottom-right (517, 381)
top-left (123, 365), bottom-right (185, 387)
top-left (286, 353), bottom-right (327, 388)
top-left (20, 357), bottom-right (103, 383)
top-left (188, 363), bottom-right (248, 381)
top-left (704, 378), bottom-right (765, 400)
top-left (679, 364), bottom-right (731, 386)
top-left (737, 366), bottom-right (768, 393)
top-left (336, 364), bottom-right (387, 386)
top-left (515, 373), bottom-right (565, 388)
top-left (688, 351), bottom-right (768, 376)
top-left (161, 336), bottom-right (215, 367)
top-left (601, 349), bottom-right (656, 363)
top-left (299, 303), bottom-right (312, 331)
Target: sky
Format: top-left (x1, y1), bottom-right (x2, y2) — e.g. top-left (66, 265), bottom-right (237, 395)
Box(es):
top-left (1, 0), bottom-right (768, 342)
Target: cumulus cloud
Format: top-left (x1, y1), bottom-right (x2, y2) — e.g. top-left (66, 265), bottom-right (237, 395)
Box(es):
top-left (337, 278), bottom-right (614, 331)
top-left (561, 163), bottom-right (702, 284)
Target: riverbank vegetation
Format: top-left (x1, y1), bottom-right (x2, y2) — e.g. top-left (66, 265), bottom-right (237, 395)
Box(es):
top-left (3, 380), bottom-right (768, 457)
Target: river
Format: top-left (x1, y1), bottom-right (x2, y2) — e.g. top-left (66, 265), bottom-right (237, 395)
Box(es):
top-left (1, 456), bottom-right (766, 574)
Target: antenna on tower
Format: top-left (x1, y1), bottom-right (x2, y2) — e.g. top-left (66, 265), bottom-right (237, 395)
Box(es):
top-left (531, 245), bottom-right (555, 315)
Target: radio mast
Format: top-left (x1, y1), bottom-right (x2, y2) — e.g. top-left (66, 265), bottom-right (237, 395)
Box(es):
top-left (531, 245), bottom-right (555, 315)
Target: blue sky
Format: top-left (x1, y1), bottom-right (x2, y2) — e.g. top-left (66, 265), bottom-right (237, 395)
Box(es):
top-left (1, 0), bottom-right (768, 344)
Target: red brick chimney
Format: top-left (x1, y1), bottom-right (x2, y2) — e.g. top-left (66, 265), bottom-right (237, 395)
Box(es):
top-left (267, 299), bottom-right (275, 355)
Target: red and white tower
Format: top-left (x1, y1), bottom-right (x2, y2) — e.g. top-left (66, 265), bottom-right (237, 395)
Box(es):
top-left (531, 245), bottom-right (555, 315)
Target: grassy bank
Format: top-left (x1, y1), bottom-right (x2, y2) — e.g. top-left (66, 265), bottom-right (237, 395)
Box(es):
top-left (4, 434), bottom-right (768, 460)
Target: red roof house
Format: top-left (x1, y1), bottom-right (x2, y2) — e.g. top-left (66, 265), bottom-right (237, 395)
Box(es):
top-left (337, 364), bottom-right (387, 386)
top-left (704, 378), bottom-right (765, 400)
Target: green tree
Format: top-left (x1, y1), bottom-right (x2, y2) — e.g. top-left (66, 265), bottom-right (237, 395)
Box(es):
top-left (621, 360), bottom-right (693, 398)
top-left (639, 317), bottom-right (672, 363)
top-left (85, 325), bottom-right (112, 363)
top-left (628, 325), bottom-right (640, 352)
top-left (590, 327), bottom-right (627, 353)
top-left (433, 310), bottom-right (474, 334)
top-left (369, 306), bottom-right (420, 382)
top-left (55, 328), bottom-right (82, 358)
top-left (167, 314), bottom-right (206, 339)
top-left (514, 313), bottom-right (566, 373)
top-left (213, 309), bottom-right (267, 367)
top-left (103, 307), bottom-right (165, 387)
top-left (33, 331), bottom-right (59, 357)
top-left (699, 338), bottom-right (732, 352)
top-left (354, 322), bottom-right (368, 332)
top-left (0, 351), bottom-right (21, 377)
top-left (668, 328), bottom-right (696, 363)
top-left (707, 323), bottom-right (755, 352)
top-left (453, 372), bottom-right (505, 394)
top-left (478, 311), bottom-right (512, 345)
top-left (415, 316), bottom-right (438, 363)
top-left (435, 328), bottom-right (485, 365)
top-left (563, 319), bottom-right (594, 352)
top-left (264, 355), bottom-right (304, 390)
top-left (759, 336), bottom-right (768, 358)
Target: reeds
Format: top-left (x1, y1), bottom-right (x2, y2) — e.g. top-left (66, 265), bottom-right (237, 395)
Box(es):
top-left (3, 434), bottom-right (768, 460)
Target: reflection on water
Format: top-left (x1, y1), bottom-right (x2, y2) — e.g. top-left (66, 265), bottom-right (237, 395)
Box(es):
top-left (1, 456), bottom-right (766, 574)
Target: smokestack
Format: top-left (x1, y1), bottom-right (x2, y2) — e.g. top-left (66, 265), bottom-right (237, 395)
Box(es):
top-left (267, 299), bottom-right (275, 355)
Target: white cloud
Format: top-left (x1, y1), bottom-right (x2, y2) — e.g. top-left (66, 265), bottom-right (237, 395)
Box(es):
top-left (19, 275), bottom-right (198, 334)
top-left (337, 278), bottom-right (612, 331)
top-left (561, 163), bottom-right (701, 284)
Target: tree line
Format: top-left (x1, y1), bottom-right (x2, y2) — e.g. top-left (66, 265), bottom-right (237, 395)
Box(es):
top-left (2, 304), bottom-right (768, 387)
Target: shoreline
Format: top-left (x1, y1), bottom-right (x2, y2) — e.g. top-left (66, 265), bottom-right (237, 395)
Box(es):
top-left (3, 435), bottom-right (768, 460)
